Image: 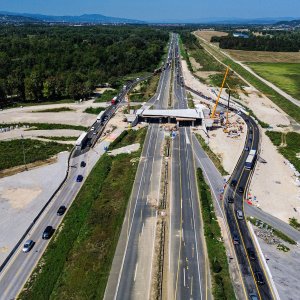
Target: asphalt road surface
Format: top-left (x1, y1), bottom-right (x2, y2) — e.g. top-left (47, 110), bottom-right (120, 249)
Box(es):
top-left (224, 113), bottom-right (275, 300)
top-left (168, 34), bottom-right (210, 300)
top-left (104, 33), bottom-right (175, 300)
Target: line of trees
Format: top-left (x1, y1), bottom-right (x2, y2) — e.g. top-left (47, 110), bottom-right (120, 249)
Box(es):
top-left (211, 31), bottom-right (300, 52)
top-left (0, 25), bottom-right (169, 106)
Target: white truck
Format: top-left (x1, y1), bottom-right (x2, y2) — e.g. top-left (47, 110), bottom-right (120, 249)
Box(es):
top-left (75, 132), bottom-right (87, 148)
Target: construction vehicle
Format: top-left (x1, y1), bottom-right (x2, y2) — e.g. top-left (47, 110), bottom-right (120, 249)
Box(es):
top-left (211, 66), bottom-right (230, 119)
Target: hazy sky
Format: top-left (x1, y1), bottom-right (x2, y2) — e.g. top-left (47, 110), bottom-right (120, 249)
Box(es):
top-left (0, 0), bottom-right (299, 21)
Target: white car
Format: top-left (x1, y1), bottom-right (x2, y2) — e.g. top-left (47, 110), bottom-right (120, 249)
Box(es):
top-left (22, 240), bottom-right (34, 253)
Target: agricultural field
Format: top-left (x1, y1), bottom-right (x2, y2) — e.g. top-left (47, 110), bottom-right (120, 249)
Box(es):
top-left (247, 62), bottom-right (300, 100)
top-left (196, 30), bottom-right (228, 42)
top-left (225, 49), bottom-right (300, 63)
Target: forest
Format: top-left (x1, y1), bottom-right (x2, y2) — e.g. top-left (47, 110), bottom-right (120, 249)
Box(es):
top-left (211, 31), bottom-right (300, 52)
top-left (0, 25), bottom-right (169, 106)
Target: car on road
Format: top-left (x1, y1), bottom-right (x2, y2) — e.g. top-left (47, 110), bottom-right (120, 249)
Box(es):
top-left (245, 146), bottom-right (250, 151)
top-left (236, 210), bottom-right (244, 220)
top-left (247, 248), bottom-right (256, 260)
top-left (22, 240), bottom-right (34, 253)
top-left (80, 161), bottom-right (86, 167)
top-left (249, 138), bottom-right (252, 143)
top-left (227, 196), bottom-right (234, 203)
top-left (254, 271), bottom-right (265, 285)
top-left (76, 175), bottom-right (83, 182)
top-left (230, 179), bottom-right (237, 187)
top-left (238, 186), bottom-right (244, 194)
top-left (57, 205), bottom-right (66, 216)
top-left (233, 234), bottom-right (240, 245)
top-left (42, 226), bottom-right (54, 239)
top-left (90, 126), bottom-right (95, 131)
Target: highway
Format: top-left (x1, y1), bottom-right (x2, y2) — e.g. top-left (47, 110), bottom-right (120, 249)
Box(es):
top-left (104, 33), bottom-right (175, 300)
top-left (168, 34), bottom-right (209, 300)
top-left (224, 113), bottom-right (275, 300)
top-left (0, 74), bottom-right (144, 300)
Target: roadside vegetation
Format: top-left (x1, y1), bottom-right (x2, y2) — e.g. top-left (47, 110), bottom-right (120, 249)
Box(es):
top-left (196, 168), bottom-right (236, 299)
top-left (123, 104), bottom-right (142, 114)
top-left (109, 128), bottom-right (147, 150)
top-left (94, 90), bottom-right (116, 103)
top-left (19, 128), bottom-right (147, 300)
top-left (194, 32), bottom-right (300, 123)
top-left (84, 106), bottom-right (106, 115)
top-left (129, 74), bottom-right (160, 102)
top-left (246, 62), bottom-right (300, 100)
top-left (248, 217), bottom-right (296, 245)
top-left (187, 92), bottom-right (195, 108)
top-left (32, 107), bottom-right (74, 113)
top-left (1, 122), bottom-right (87, 131)
top-left (0, 139), bottom-right (72, 171)
top-left (266, 131), bottom-right (300, 172)
top-left (289, 217), bottom-right (300, 231)
top-left (37, 136), bottom-right (78, 141)
top-left (195, 133), bottom-right (229, 176)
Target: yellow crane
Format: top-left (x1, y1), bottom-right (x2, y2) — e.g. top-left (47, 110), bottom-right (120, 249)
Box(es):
top-left (211, 66), bottom-right (230, 119)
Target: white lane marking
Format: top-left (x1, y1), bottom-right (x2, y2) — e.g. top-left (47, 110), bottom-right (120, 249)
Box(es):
top-left (114, 126), bottom-right (155, 299)
top-left (183, 268), bottom-right (186, 287)
top-left (134, 263), bottom-right (138, 282)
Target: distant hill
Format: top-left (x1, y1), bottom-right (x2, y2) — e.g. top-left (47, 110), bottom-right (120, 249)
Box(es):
top-left (0, 11), bottom-right (145, 24)
top-left (0, 14), bottom-right (43, 24)
top-left (275, 19), bottom-right (300, 26)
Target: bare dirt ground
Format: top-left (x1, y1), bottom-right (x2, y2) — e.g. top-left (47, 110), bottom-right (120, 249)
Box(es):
top-left (256, 232), bottom-right (300, 300)
top-left (224, 49), bottom-right (300, 63)
top-left (182, 56), bottom-right (299, 223)
top-left (0, 151), bottom-right (68, 264)
top-left (0, 99), bottom-right (108, 127)
top-left (196, 30), bottom-right (228, 42)
top-left (249, 131), bottom-right (300, 222)
top-left (194, 112), bottom-right (247, 175)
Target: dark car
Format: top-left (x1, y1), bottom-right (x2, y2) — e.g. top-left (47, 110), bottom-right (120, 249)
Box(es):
top-left (76, 175), bottom-right (83, 182)
top-left (230, 179), bottom-right (237, 187)
top-left (249, 129), bottom-right (253, 134)
top-left (249, 138), bottom-right (253, 143)
top-left (254, 272), bottom-right (265, 285)
top-left (238, 186), bottom-right (244, 194)
top-left (42, 226), bottom-right (54, 239)
top-left (227, 196), bottom-right (234, 203)
top-left (247, 248), bottom-right (256, 260)
top-left (80, 161), bottom-right (86, 168)
top-left (233, 234), bottom-right (240, 245)
top-left (245, 146), bottom-right (250, 151)
top-left (57, 205), bottom-right (66, 216)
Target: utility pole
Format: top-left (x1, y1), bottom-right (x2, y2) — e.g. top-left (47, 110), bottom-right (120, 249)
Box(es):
top-left (21, 134), bottom-right (27, 171)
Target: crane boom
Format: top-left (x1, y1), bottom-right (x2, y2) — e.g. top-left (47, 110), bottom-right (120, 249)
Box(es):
top-left (211, 66), bottom-right (230, 119)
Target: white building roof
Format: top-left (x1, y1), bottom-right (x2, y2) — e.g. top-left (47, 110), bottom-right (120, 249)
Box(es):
top-left (139, 109), bottom-right (203, 120)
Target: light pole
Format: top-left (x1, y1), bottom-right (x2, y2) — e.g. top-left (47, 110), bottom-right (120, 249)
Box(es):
top-left (21, 134), bottom-right (27, 171)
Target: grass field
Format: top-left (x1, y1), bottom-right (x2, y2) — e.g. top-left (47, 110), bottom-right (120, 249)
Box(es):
top-left (265, 131), bottom-right (300, 172)
top-left (196, 30), bottom-right (228, 43)
top-left (32, 107), bottom-right (74, 113)
top-left (193, 32), bottom-right (300, 123)
top-left (247, 62), bottom-right (300, 100)
top-left (196, 168), bottom-right (236, 299)
top-left (94, 89), bottom-right (117, 103)
top-left (84, 106), bottom-right (106, 115)
top-left (1, 122), bottom-right (87, 131)
top-left (19, 128), bottom-right (146, 300)
top-left (0, 139), bottom-right (72, 171)
top-left (37, 136), bottom-right (78, 141)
